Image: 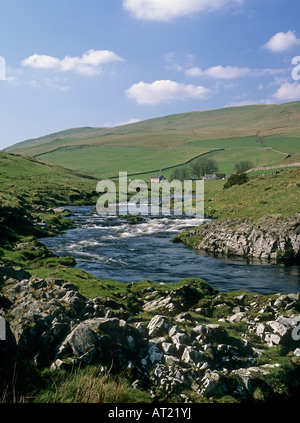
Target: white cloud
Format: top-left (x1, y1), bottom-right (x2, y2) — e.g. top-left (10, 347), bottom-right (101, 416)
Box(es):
top-left (185, 67), bottom-right (203, 77)
top-left (125, 80), bottom-right (211, 105)
top-left (104, 118), bottom-right (141, 127)
top-left (263, 31), bottom-right (300, 53)
top-left (272, 82), bottom-right (300, 101)
top-left (186, 65), bottom-right (251, 79)
top-left (204, 65), bottom-right (251, 79)
top-left (185, 65), bottom-right (287, 79)
top-left (123, 0), bottom-right (242, 21)
top-left (22, 49), bottom-right (123, 75)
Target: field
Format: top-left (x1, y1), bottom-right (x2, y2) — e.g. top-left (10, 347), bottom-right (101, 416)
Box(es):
top-left (203, 167), bottom-right (300, 219)
top-left (4, 102), bottom-right (300, 179)
top-left (32, 145), bottom-right (211, 179)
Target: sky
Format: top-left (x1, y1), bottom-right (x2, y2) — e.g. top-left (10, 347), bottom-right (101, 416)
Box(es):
top-left (0, 0), bottom-right (300, 149)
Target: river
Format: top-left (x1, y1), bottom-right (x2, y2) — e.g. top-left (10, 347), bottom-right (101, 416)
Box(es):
top-left (40, 206), bottom-right (300, 294)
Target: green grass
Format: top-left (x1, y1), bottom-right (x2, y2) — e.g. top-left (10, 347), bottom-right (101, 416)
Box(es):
top-left (31, 365), bottom-right (152, 403)
top-left (190, 147), bottom-right (285, 175)
top-left (262, 136), bottom-right (300, 154)
top-left (32, 145), bottom-right (210, 178)
top-left (203, 168), bottom-right (300, 219)
top-left (5, 101), bottom-right (300, 181)
top-left (0, 151), bottom-right (98, 208)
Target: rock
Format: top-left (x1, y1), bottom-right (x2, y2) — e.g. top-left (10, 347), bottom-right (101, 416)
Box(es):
top-left (135, 322), bottom-right (148, 337)
top-left (56, 321), bottom-right (102, 359)
top-left (0, 264), bottom-right (31, 283)
top-left (229, 313), bottom-right (245, 323)
top-left (181, 346), bottom-right (204, 365)
top-left (232, 364), bottom-right (280, 393)
top-left (171, 332), bottom-right (190, 346)
top-left (148, 343), bottom-right (164, 364)
top-left (2, 263), bottom-right (300, 403)
top-left (53, 207), bottom-right (66, 213)
top-left (179, 214), bottom-right (300, 264)
top-left (147, 315), bottom-right (170, 337)
top-left (192, 325), bottom-right (206, 336)
top-left (164, 355), bottom-right (180, 366)
top-left (143, 296), bottom-right (175, 313)
top-left (161, 342), bottom-right (177, 355)
top-left (199, 371), bottom-right (227, 396)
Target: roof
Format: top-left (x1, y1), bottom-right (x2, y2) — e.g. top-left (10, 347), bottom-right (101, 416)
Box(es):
top-left (150, 174), bottom-right (165, 179)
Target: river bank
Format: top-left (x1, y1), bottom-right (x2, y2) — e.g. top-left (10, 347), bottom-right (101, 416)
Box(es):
top-left (172, 214), bottom-right (300, 265)
top-left (1, 264), bottom-right (300, 403)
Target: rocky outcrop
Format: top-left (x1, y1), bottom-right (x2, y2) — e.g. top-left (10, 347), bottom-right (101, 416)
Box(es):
top-left (173, 214), bottom-right (300, 264)
top-left (1, 267), bottom-right (300, 402)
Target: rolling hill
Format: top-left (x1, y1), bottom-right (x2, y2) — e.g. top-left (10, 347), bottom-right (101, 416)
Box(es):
top-left (4, 101), bottom-right (300, 179)
top-left (0, 151), bottom-right (98, 208)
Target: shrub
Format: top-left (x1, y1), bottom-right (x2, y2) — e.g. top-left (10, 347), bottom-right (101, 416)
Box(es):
top-left (223, 173), bottom-right (249, 189)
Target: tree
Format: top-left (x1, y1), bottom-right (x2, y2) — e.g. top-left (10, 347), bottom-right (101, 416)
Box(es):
top-left (190, 157), bottom-right (219, 178)
top-left (223, 173), bottom-right (249, 189)
top-left (170, 167), bottom-right (191, 181)
top-left (234, 160), bottom-right (254, 174)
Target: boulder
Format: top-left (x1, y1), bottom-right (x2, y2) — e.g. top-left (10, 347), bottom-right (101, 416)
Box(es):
top-left (179, 214), bottom-right (300, 263)
top-left (181, 346), bottom-right (204, 365)
top-left (147, 315), bottom-right (170, 337)
top-left (199, 371), bottom-right (228, 397)
top-left (57, 322), bottom-right (101, 359)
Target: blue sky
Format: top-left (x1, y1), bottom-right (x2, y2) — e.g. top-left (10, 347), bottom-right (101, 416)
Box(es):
top-left (0, 0), bottom-right (300, 149)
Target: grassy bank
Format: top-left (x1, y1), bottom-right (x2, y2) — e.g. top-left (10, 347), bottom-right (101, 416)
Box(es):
top-left (203, 167), bottom-right (300, 220)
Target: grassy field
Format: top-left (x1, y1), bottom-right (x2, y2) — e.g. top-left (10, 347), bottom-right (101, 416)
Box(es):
top-left (4, 102), bottom-right (300, 179)
top-left (0, 152), bottom-right (99, 208)
top-left (203, 167), bottom-right (300, 220)
top-left (32, 145), bottom-right (210, 178)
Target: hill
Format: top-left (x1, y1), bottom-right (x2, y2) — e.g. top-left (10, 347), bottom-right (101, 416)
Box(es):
top-left (3, 101), bottom-right (300, 179)
top-left (0, 151), bottom-right (98, 210)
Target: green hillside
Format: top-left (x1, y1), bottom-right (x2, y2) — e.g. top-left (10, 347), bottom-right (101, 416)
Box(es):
top-left (4, 101), bottom-right (300, 179)
top-left (0, 151), bottom-right (98, 209)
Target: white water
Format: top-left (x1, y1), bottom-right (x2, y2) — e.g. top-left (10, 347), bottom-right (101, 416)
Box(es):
top-left (40, 206), bottom-right (300, 294)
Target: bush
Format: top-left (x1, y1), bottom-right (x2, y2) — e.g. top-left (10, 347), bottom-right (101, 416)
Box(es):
top-left (223, 173), bottom-right (249, 189)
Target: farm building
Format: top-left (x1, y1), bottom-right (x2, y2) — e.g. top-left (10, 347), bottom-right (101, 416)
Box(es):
top-left (202, 173), bottom-right (226, 180)
top-left (149, 174), bottom-right (166, 183)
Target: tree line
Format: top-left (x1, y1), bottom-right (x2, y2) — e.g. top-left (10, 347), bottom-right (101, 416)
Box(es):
top-left (169, 157), bottom-right (253, 181)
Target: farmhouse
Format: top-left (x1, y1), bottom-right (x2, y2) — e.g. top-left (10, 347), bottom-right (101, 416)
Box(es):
top-left (149, 174), bottom-right (166, 183)
top-left (202, 173), bottom-right (226, 180)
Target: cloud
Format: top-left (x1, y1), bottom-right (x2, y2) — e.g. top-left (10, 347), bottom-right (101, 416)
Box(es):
top-left (263, 31), bottom-right (300, 53)
top-left (104, 118), bottom-right (141, 127)
top-left (185, 67), bottom-right (203, 77)
top-left (22, 49), bottom-right (123, 75)
top-left (185, 65), bottom-right (287, 79)
top-left (272, 82), bottom-right (300, 101)
top-left (123, 0), bottom-right (242, 21)
top-left (125, 80), bottom-right (211, 105)
top-left (185, 65), bottom-right (251, 79)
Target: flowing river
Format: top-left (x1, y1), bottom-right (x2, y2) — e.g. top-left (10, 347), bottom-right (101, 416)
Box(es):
top-left (40, 206), bottom-right (300, 294)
